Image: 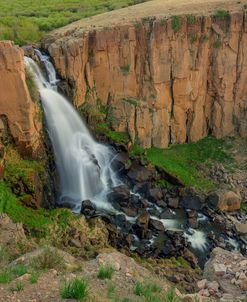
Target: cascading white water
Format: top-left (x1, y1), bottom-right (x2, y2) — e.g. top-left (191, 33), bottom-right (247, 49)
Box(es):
top-left (25, 54), bottom-right (119, 213)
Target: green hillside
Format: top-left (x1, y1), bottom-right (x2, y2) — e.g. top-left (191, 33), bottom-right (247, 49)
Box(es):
top-left (0, 0), bottom-right (146, 45)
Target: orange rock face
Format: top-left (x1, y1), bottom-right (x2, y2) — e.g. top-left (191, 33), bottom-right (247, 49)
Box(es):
top-left (0, 41), bottom-right (41, 157)
top-left (44, 11), bottom-right (247, 148)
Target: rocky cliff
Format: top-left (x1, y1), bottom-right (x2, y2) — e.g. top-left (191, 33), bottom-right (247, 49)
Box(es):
top-left (43, 0), bottom-right (247, 148)
top-left (0, 41), bottom-right (41, 157)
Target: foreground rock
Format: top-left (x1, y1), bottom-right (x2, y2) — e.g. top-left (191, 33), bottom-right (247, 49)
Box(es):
top-left (202, 247), bottom-right (247, 300)
top-left (0, 41), bottom-right (42, 158)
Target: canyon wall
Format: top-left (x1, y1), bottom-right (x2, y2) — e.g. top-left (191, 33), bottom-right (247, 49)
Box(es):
top-left (44, 7), bottom-right (247, 148)
top-left (0, 41), bottom-right (41, 157)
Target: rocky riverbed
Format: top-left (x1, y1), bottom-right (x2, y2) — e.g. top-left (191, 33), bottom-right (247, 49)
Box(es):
top-left (78, 149), bottom-right (247, 271)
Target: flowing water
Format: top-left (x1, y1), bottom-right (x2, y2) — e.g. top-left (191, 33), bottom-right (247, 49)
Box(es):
top-left (25, 54), bottom-right (119, 213)
top-left (25, 52), bottom-right (241, 264)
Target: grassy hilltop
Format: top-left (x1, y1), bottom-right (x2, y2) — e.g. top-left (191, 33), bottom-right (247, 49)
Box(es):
top-left (0, 0), bottom-right (145, 45)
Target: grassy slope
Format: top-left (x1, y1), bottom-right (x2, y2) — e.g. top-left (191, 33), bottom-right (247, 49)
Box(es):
top-left (0, 0), bottom-right (146, 45)
top-left (130, 136), bottom-right (234, 191)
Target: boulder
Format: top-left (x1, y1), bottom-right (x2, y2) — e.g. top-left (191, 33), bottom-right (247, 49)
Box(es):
top-left (127, 163), bottom-right (153, 182)
top-left (204, 247), bottom-right (247, 297)
top-left (149, 218), bottom-right (165, 232)
top-left (148, 187), bottom-right (163, 202)
top-left (180, 189), bottom-right (204, 210)
top-left (108, 185), bottom-right (130, 202)
top-left (168, 197), bottom-right (179, 208)
top-left (235, 222), bottom-right (247, 234)
top-left (80, 200), bottom-right (96, 217)
top-left (207, 190), bottom-right (241, 212)
top-left (159, 208), bottom-right (174, 219)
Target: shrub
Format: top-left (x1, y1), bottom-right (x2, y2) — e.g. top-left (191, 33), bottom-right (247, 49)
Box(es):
top-left (134, 281), bottom-right (161, 298)
top-left (0, 270), bottom-right (12, 284)
top-left (189, 33), bottom-right (197, 43)
top-left (187, 14), bottom-right (196, 25)
top-left (202, 34), bottom-right (209, 42)
top-left (30, 247), bottom-right (65, 271)
top-left (60, 278), bottom-right (88, 300)
top-left (120, 65), bottom-right (130, 76)
top-left (171, 15), bottom-right (182, 32)
top-left (163, 288), bottom-right (181, 302)
top-left (13, 281), bottom-right (24, 292)
top-left (29, 271), bottom-right (39, 284)
top-left (97, 263), bottom-right (115, 280)
top-left (213, 38), bottom-right (221, 49)
top-left (10, 264), bottom-right (28, 277)
top-left (215, 9), bottom-right (229, 19)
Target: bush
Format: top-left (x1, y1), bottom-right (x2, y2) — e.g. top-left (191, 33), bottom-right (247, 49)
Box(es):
top-left (215, 9), bottom-right (229, 18)
top-left (97, 263), bottom-right (115, 280)
top-left (171, 15), bottom-right (182, 32)
top-left (187, 14), bottom-right (196, 25)
top-left (60, 278), bottom-right (88, 300)
top-left (30, 247), bottom-right (65, 271)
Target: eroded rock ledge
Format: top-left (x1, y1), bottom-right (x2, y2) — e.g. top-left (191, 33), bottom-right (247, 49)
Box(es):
top-left (0, 41), bottom-right (41, 158)
top-left (43, 2), bottom-right (247, 148)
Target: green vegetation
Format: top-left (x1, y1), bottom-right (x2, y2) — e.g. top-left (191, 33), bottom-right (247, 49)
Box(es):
top-left (25, 67), bottom-right (39, 102)
top-left (202, 34), bottom-right (209, 42)
top-left (214, 9), bottom-right (229, 19)
top-left (11, 281), bottom-right (24, 292)
top-left (97, 263), bottom-right (115, 280)
top-left (79, 99), bottom-right (129, 145)
top-left (213, 38), bottom-right (221, 49)
top-left (29, 271), bottom-right (39, 284)
top-left (171, 16), bottom-right (182, 33)
top-left (130, 136), bottom-right (233, 191)
top-left (123, 97), bottom-right (139, 107)
top-left (189, 33), bottom-right (197, 43)
top-left (0, 0), bottom-right (147, 45)
top-left (0, 264), bottom-right (28, 284)
top-left (187, 14), bottom-right (196, 25)
top-left (120, 65), bottom-right (130, 76)
top-left (30, 247), bottom-right (65, 271)
top-left (60, 278), bottom-right (88, 301)
top-left (107, 282), bottom-right (116, 299)
top-left (134, 282), bottom-right (161, 301)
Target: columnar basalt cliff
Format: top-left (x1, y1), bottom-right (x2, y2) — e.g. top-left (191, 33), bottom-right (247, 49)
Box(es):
top-left (43, 1), bottom-right (247, 148)
top-left (0, 41), bottom-right (41, 157)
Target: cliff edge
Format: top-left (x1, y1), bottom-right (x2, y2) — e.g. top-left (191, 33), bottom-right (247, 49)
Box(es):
top-left (43, 0), bottom-right (247, 148)
top-left (0, 41), bottom-right (41, 157)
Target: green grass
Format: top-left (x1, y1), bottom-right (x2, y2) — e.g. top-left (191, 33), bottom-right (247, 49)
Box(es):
top-left (130, 136), bottom-right (233, 191)
top-left (97, 263), bottom-right (115, 280)
top-left (29, 271), bottom-right (39, 284)
top-left (60, 278), bottom-right (88, 301)
top-left (214, 9), bottom-right (229, 19)
top-left (0, 264), bottom-right (28, 284)
top-left (134, 282), bottom-right (161, 300)
top-left (171, 15), bottom-right (182, 32)
top-left (0, 0), bottom-right (147, 45)
top-left (0, 270), bottom-right (12, 284)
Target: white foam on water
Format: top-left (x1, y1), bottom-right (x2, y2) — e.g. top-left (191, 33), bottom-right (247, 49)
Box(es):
top-left (25, 55), bottom-right (120, 213)
top-left (184, 228), bottom-right (208, 251)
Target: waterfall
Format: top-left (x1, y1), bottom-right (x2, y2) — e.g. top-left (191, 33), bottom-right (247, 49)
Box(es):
top-left (25, 54), bottom-right (119, 213)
